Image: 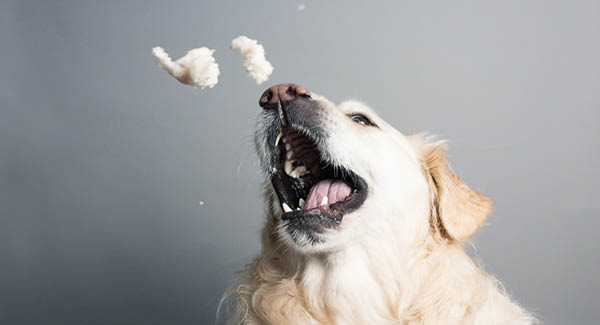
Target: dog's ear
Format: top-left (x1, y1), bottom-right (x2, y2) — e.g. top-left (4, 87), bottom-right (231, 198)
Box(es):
top-left (422, 142), bottom-right (492, 241)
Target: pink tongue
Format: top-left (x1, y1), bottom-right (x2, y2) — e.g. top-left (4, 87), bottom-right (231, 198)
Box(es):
top-left (304, 179), bottom-right (352, 210)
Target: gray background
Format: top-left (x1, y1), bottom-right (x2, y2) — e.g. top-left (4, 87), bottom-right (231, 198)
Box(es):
top-left (1, 0), bottom-right (599, 324)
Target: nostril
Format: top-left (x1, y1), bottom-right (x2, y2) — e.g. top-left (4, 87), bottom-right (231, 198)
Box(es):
top-left (284, 85), bottom-right (294, 97)
top-left (259, 89), bottom-right (274, 107)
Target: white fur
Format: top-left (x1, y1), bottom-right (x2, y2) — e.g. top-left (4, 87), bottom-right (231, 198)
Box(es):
top-left (227, 97), bottom-right (536, 324)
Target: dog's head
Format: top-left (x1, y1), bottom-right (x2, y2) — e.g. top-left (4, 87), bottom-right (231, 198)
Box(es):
top-left (255, 83), bottom-right (492, 253)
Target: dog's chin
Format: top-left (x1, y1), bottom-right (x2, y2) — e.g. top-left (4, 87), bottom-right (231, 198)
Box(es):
top-left (274, 193), bottom-right (368, 253)
top-left (274, 208), bottom-right (361, 254)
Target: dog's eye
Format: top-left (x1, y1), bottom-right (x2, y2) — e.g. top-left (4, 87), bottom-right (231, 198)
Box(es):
top-left (350, 114), bottom-right (375, 127)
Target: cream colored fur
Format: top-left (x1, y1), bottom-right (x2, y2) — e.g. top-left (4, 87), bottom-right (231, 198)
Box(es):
top-left (226, 97), bottom-right (536, 324)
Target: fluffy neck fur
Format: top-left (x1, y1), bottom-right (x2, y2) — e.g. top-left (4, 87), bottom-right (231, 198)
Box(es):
top-left (231, 194), bottom-right (534, 324)
top-left (230, 136), bottom-right (535, 324)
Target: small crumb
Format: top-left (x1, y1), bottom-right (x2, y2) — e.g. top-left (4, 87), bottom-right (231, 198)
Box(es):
top-left (230, 36), bottom-right (274, 85)
top-left (297, 4), bottom-right (305, 11)
top-left (199, 201), bottom-right (204, 206)
top-left (152, 46), bottom-right (220, 89)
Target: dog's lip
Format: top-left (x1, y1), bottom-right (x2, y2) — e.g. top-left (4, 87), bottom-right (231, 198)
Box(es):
top-left (280, 178), bottom-right (367, 222)
top-left (281, 206), bottom-right (340, 222)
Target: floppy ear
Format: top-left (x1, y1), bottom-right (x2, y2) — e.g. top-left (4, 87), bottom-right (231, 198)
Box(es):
top-left (422, 142), bottom-right (492, 241)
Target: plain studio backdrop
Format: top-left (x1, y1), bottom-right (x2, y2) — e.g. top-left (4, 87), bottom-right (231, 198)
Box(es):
top-left (1, 1), bottom-right (599, 324)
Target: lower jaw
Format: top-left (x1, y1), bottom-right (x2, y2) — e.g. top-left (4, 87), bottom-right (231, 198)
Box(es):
top-left (278, 180), bottom-right (367, 220)
top-left (281, 205), bottom-right (344, 222)
top-left (281, 220), bottom-right (327, 246)
top-left (278, 210), bottom-right (343, 246)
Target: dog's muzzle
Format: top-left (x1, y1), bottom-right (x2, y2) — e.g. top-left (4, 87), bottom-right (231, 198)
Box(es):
top-left (258, 83), bottom-right (368, 244)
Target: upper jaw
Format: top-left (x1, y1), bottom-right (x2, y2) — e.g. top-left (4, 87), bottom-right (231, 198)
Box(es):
top-left (260, 97), bottom-right (326, 176)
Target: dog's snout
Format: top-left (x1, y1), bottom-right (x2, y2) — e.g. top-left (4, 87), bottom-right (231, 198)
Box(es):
top-left (259, 83), bottom-right (311, 109)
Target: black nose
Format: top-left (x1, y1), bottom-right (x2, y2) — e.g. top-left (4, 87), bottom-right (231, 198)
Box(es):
top-left (259, 83), bottom-right (311, 109)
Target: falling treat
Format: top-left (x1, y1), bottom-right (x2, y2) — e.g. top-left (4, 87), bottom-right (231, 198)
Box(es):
top-left (152, 46), bottom-right (220, 89)
top-left (230, 36), bottom-right (274, 84)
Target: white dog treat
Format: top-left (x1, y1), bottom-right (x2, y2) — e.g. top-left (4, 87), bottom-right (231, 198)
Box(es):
top-left (152, 46), bottom-right (220, 89)
top-left (230, 36), bottom-right (274, 84)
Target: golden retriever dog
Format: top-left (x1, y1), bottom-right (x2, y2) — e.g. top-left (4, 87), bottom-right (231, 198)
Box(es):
top-left (228, 83), bottom-right (536, 324)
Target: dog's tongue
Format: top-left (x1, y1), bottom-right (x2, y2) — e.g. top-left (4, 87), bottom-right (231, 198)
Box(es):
top-left (305, 179), bottom-right (352, 210)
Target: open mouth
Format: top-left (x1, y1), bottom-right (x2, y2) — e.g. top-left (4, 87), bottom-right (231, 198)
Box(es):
top-left (271, 126), bottom-right (368, 229)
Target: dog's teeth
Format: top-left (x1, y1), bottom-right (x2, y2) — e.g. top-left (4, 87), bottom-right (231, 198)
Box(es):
top-left (320, 196), bottom-right (328, 206)
top-left (286, 150), bottom-right (293, 159)
top-left (289, 169), bottom-right (300, 178)
top-left (288, 165), bottom-right (305, 179)
top-left (282, 203), bottom-right (292, 213)
top-left (296, 207), bottom-right (300, 211)
top-left (285, 160), bottom-right (294, 175)
top-left (294, 165), bottom-right (307, 175)
top-left (275, 132), bottom-right (282, 147)
top-left (299, 198), bottom-right (305, 208)
top-left (285, 143), bottom-right (291, 151)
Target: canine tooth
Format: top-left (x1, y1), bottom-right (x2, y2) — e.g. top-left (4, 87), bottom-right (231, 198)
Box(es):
top-left (288, 168), bottom-right (303, 179)
top-left (286, 150), bottom-right (293, 159)
top-left (275, 132), bottom-right (282, 146)
top-left (289, 169), bottom-right (300, 178)
top-left (285, 160), bottom-right (294, 175)
top-left (320, 196), bottom-right (328, 206)
top-left (282, 203), bottom-right (292, 212)
top-left (299, 198), bottom-right (305, 208)
top-left (285, 143), bottom-right (291, 151)
top-left (294, 166), bottom-right (307, 174)
top-left (296, 207), bottom-right (301, 211)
